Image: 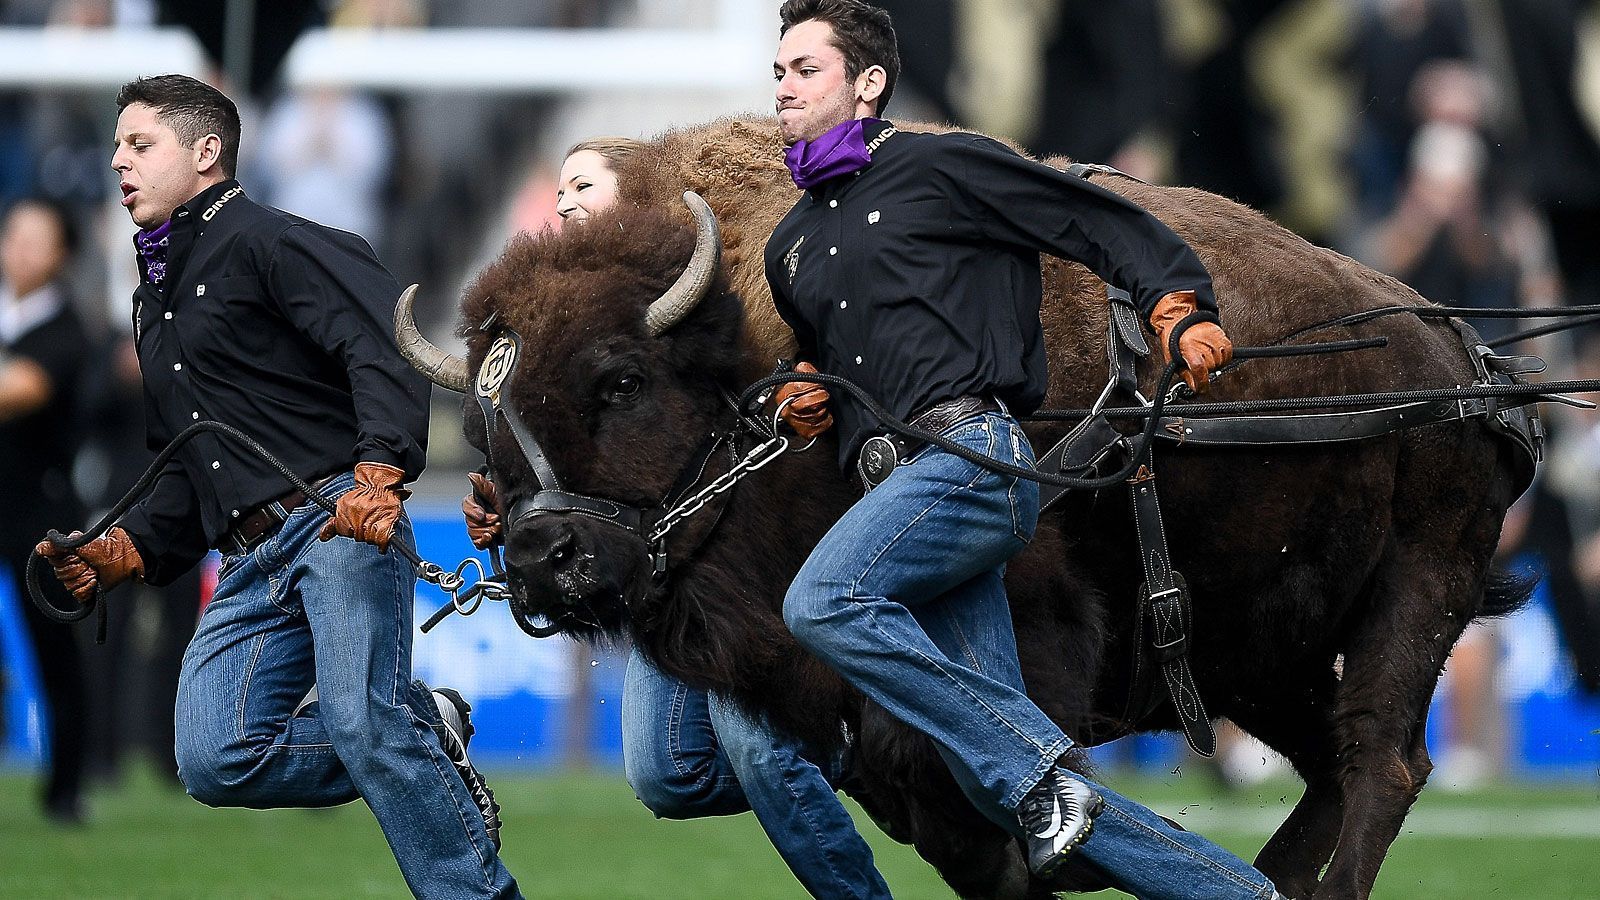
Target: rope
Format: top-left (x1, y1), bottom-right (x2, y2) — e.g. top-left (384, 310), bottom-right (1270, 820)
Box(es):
top-left (1025, 378), bottom-right (1600, 422)
top-left (28, 421), bottom-right (427, 642)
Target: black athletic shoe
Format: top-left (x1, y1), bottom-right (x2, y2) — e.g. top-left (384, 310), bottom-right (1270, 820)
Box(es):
top-left (1020, 766), bottom-right (1103, 878)
top-left (430, 687), bottom-right (503, 850)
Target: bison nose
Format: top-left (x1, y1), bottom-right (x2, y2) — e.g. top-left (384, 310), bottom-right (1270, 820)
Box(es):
top-left (505, 516), bottom-right (585, 585)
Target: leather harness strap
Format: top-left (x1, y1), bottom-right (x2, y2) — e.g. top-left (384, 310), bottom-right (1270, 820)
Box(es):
top-left (1125, 456), bottom-right (1216, 757)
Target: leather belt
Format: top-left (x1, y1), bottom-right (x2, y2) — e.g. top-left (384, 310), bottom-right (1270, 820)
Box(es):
top-left (857, 395), bottom-right (1001, 489)
top-left (217, 473), bottom-right (338, 556)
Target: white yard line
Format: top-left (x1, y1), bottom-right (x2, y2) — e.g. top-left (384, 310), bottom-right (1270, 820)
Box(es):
top-left (1150, 804), bottom-right (1600, 839)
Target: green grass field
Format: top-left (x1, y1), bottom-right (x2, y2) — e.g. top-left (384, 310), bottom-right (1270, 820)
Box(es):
top-left (1, 764), bottom-right (1595, 899)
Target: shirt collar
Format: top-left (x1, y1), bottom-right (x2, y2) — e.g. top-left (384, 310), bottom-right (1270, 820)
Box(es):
top-left (0, 281), bottom-right (64, 346)
top-left (170, 178), bottom-right (245, 231)
top-left (804, 119), bottom-right (899, 200)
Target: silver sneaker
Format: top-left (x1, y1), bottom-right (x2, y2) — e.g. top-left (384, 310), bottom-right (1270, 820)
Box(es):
top-left (430, 687), bottom-right (503, 849)
top-left (1020, 767), bottom-right (1103, 878)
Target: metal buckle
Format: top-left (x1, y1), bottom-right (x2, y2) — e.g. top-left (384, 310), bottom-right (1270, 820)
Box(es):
top-left (858, 435), bottom-right (901, 489)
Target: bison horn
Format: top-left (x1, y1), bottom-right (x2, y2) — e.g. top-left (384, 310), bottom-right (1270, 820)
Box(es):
top-left (394, 284), bottom-right (471, 393)
top-left (644, 191), bottom-right (723, 336)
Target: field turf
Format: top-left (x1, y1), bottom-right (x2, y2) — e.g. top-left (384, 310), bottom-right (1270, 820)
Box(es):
top-left (1, 764), bottom-right (1595, 898)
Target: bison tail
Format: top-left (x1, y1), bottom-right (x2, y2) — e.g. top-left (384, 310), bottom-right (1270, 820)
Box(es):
top-left (1480, 566), bottom-right (1539, 619)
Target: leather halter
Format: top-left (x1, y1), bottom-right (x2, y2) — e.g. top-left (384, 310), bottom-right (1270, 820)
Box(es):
top-left (475, 331), bottom-right (649, 532)
top-left (472, 328), bottom-right (743, 561)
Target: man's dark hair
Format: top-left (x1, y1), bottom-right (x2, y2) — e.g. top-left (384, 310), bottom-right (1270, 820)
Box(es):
top-left (779, 0), bottom-right (901, 115)
top-left (116, 74), bottom-right (242, 179)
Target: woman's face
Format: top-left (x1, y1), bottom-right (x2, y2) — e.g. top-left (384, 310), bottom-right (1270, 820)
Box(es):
top-left (1, 204), bottom-right (69, 297)
top-left (555, 150), bottom-right (620, 225)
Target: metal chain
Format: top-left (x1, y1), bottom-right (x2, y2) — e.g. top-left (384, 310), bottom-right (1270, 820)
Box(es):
top-left (418, 546), bottom-right (516, 633)
top-left (649, 434), bottom-right (790, 543)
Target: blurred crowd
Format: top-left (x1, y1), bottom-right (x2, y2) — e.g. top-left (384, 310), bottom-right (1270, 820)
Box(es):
top-left (1, 0), bottom-right (1598, 823)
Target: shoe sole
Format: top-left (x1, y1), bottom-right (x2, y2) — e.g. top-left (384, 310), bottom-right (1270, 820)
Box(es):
top-left (1033, 793), bottom-right (1105, 881)
top-left (428, 688), bottom-right (500, 850)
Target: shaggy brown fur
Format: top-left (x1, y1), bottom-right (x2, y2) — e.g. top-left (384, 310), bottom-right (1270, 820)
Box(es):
top-left (447, 118), bottom-right (1531, 900)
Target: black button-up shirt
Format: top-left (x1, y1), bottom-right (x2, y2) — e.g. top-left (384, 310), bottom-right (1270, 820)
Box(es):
top-left (763, 120), bottom-right (1217, 467)
top-left (116, 180), bottom-right (430, 584)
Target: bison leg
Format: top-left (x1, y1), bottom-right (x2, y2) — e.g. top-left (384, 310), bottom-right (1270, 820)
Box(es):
top-left (847, 712), bottom-right (1035, 900)
top-left (1225, 671), bottom-right (1345, 898)
top-left (1314, 557), bottom-right (1480, 899)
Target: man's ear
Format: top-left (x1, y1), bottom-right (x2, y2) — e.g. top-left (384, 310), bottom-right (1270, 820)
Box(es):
top-left (856, 65), bottom-right (887, 109)
top-left (194, 133), bottom-right (224, 176)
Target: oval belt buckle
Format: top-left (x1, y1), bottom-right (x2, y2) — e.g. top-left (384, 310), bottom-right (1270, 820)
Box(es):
top-left (859, 435), bottom-right (901, 490)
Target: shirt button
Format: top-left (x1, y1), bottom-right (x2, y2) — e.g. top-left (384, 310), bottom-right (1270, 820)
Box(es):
top-left (839, 300), bottom-right (848, 309)
top-left (191, 411), bottom-right (200, 419)
top-left (829, 200), bottom-right (838, 208)
top-left (230, 509), bottom-right (239, 518)
top-left (172, 362), bottom-right (182, 371)
top-left (211, 461), bottom-right (221, 470)
top-left (855, 355), bottom-right (863, 365)
top-left (829, 246), bottom-right (837, 255)
top-left (163, 311), bottom-right (173, 320)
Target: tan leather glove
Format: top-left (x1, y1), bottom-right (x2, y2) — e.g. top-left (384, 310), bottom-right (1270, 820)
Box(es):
top-left (1149, 290), bottom-right (1234, 393)
top-left (319, 462), bottom-right (411, 552)
top-left (462, 472), bottom-right (503, 549)
top-left (772, 361), bottom-right (833, 439)
top-left (34, 526), bottom-right (144, 604)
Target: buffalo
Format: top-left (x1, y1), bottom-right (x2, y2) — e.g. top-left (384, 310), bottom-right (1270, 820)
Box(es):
top-left (397, 118), bottom-right (1535, 899)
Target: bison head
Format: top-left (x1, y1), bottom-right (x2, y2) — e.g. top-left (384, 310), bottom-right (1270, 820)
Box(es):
top-left (397, 195), bottom-right (743, 639)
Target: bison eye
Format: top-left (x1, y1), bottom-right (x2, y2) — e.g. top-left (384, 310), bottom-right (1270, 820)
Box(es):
top-left (608, 373), bottom-right (644, 402)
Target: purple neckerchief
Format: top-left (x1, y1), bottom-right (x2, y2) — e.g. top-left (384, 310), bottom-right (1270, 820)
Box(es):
top-left (785, 117), bottom-right (880, 190)
top-left (136, 219), bottom-right (173, 286)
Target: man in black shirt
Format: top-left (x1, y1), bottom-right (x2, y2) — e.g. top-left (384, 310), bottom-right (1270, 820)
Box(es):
top-left (35, 75), bottom-right (520, 899)
top-left (766, 3), bottom-right (1279, 896)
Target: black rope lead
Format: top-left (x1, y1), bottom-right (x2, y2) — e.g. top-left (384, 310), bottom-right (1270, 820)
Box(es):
top-left (27, 421), bottom-right (427, 643)
top-left (740, 364), bottom-right (1184, 492)
top-left (1026, 378), bottom-right (1600, 422)
top-left (736, 336), bottom-right (1389, 492)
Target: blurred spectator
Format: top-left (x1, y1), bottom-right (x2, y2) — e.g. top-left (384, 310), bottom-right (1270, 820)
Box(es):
top-left (1345, 0), bottom-right (1474, 219)
top-left (1366, 121), bottom-right (1519, 337)
top-left (1482, 0), bottom-right (1600, 319)
top-left (1028, 0), bottom-right (1168, 169)
top-left (1548, 335), bottom-right (1600, 692)
top-left (256, 89), bottom-right (394, 246)
top-left (0, 197), bottom-right (92, 824)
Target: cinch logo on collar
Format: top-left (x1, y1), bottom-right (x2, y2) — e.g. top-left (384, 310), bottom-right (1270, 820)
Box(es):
top-left (201, 186), bottom-right (244, 222)
top-left (866, 126), bottom-right (897, 155)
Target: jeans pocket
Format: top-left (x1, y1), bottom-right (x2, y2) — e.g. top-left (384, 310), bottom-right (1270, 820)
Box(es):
top-left (216, 552), bottom-right (243, 582)
top-left (1008, 424), bottom-right (1039, 541)
top-left (957, 419), bottom-right (999, 490)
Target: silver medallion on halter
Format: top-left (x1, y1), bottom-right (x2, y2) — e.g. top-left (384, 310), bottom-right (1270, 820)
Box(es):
top-left (477, 335), bottom-right (517, 402)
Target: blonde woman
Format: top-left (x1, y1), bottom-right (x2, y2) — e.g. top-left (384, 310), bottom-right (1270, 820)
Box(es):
top-left (463, 138), bottom-right (890, 898)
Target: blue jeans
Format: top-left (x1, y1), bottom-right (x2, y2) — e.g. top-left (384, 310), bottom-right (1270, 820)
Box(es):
top-left (784, 412), bottom-right (1277, 899)
top-left (622, 648), bottom-right (890, 899)
top-left (173, 471), bottom-right (521, 900)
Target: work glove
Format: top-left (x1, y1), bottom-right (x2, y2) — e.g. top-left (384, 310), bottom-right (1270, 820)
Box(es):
top-left (319, 462), bottom-right (411, 553)
top-left (772, 361), bottom-right (833, 439)
top-left (1149, 289), bottom-right (1234, 394)
top-left (34, 526), bottom-right (144, 604)
top-left (462, 472), bottom-right (503, 549)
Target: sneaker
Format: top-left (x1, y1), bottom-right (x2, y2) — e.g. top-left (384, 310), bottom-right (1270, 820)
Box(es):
top-left (430, 687), bottom-right (503, 849)
top-left (1019, 767), bottom-right (1103, 878)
